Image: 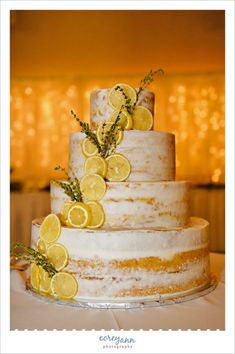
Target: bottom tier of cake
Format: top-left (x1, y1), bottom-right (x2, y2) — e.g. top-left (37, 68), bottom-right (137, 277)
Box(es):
top-left (31, 217), bottom-right (210, 301)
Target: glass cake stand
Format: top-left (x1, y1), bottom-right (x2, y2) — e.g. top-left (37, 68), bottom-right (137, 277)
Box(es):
top-left (25, 276), bottom-right (217, 309)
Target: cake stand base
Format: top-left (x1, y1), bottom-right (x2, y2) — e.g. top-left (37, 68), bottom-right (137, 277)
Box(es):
top-left (26, 276), bottom-right (217, 309)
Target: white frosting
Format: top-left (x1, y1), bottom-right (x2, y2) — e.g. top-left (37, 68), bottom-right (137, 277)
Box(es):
top-left (31, 217), bottom-right (209, 261)
top-left (90, 88), bottom-right (155, 129)
top-left (68, 130), bottom-right (175, 182)
top-left (50, 180), bottom-right (190, 229)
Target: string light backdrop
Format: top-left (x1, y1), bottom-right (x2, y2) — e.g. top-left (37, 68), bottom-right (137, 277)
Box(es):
top-left (10, 73), bottom-right (224, 190)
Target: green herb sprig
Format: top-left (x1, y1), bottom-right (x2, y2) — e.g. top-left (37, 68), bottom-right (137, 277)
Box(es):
top-left (10, 242), bottom-right (57, 277)
top-left (54, 165), bottom-right (83, 202)
top-left (99, 107), bottom-right (124, 158)
top-left (71, 110), bottom-right (101, 153)
top-left (134, 68), bottom-right (164, 109)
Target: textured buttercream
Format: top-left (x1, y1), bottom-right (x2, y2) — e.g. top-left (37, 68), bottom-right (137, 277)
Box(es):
top-left (50, 180), bottom-right (190, 228)
top-left (68, 130), bottom-right (175, 182)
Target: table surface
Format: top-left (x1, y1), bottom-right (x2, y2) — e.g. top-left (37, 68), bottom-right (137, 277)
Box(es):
top-left (10, 253), bottom-right (225, 330)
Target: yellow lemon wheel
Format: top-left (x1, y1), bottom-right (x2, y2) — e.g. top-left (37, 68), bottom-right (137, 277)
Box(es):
top-left (84, 156), bottom-right (107, 178)
top-left (36, 238), bottom-right (47, 254)
top-left (132, 106), bottom-right (153, 131)
top-left (106, 153), bottom-right (131, 182)
top-left (39, 266), bottom-right (52, 294)
top-left (96, 122), bottom-right (123, 145)
top-left (67, 202), bottom-right (91, 228)
top-left (60, 201), bottom-right (74, 225)
top-left (108, 109), bottom-right (133, 130)
top-left (30, 263), bottom-right (40, 290)
top-left (108, 83), bottom-right (137, 110)
top-left (51, 272), bottom-right (78, 300)
top-left (39, 214), bottom-right (61, 244)
top-left (81, 138), bottom-right (98, 157)
top-left (47, 243), bottom-right (69, 271)
top-left (87, 201), bottom-right (105, 229)
top-left (80, 174), bottom-right (106, 201)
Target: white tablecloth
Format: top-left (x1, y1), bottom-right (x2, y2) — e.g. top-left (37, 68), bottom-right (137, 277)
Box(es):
top-left (10, 253), bottom-right (225, 330)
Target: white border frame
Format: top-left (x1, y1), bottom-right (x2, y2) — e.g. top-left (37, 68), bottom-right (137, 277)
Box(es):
top-left (1, 1), bottom-right (234, 354)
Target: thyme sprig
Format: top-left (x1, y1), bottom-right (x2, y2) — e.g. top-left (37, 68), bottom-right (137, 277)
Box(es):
top-left (71, 110), bottom-right (101, 153)
top-left (99, 105), bottom-right (124, 158)
top-left (10, 242), bottom-right (57, 277)
top-left (114, 86), bottom-right (133, 113)
top-left (54, 165), bottom-right (83, 202)
top-left (134, 68), bottom-right (164, 109)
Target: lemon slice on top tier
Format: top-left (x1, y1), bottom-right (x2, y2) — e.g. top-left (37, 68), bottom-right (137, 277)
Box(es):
top-left (80, 174), bottom-right (106, 201)
top-left (132, 106), bottom-right (153, 130)
top-left (96, 122), bottom-right (123, 145)
top-left (84, 156), bottom-right (107, 178)
top-left (108, 109), bottom-right (133, 130)
top-left (67, 202), bottom-right (91, 228)
top-left (87, 200), bottom-right (105, 229)
top-left (106, 153), bottom-right (131, 182)
top-left (81, 138), bottom-right (98, 157)
top-left (47, 243), bottom-right (69, 271)
top-left (51, 272), bottom-right (78, 300)
top-left (108, 83), bottom-right (137, 109)
top-left (39, 214), bottom-right (61, 244)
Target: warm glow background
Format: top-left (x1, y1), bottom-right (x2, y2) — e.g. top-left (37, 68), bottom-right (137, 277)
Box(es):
top-left (10, 10), bottom-right (225, 251)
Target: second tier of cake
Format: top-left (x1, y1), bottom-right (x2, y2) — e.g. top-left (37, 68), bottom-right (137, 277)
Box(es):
top-left (68, 130), bottom-right (175, 182)
top-left (51, 180), bottom-right (190, 229)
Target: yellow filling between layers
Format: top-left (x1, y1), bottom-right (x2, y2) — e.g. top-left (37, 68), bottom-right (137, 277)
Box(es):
top-left (72, 248), bottom-right (209, 272)
top-left (117, 276), bottom-right (210, 297)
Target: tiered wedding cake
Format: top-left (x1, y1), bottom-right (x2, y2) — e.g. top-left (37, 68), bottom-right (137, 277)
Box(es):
top-left (30, 80), bottom-right (210, 302)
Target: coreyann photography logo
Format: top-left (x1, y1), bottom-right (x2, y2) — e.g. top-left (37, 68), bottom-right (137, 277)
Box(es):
top-left (99, 334), bottom-right (136, 350)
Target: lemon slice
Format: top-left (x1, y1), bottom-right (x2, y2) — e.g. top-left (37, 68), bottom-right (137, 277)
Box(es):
top-left (60, 201), bottom-right (74, 225)
top-left (96, 122), bottom-right (123, 145)
top-left (39, 267), bottom-right (51, 293)
top-left (30, 263), bottom-right (40, 290)
top-left (80, 174), bottom-right (106, 201)
top-left (39, 214), bottom-right (61, 244)
top-left (81, 138), bottom-right (98, 157)
top-left (132, 106), bottom-right (153, 130)
top-left (108, 83), bottom-right (137, 109)
top-left (36, 238), bottom-right (47, 254)
top-left (87, 201), bottom-right (105, 229)
top-left (84, 156), bottom-right (107, 178)
top-left (106, 153), bottom-right (131, 182)
top-left (67, 202), bottom-right (91, 228)
top-left (47, 243), bottom-right (69, 271)
top-left (51, 272), bottom-right (78, 299)
top-left (108, 109), bottom-right (133, 130)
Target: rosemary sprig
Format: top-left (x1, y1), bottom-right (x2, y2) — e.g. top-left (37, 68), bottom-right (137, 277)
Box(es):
top-left (10, 242), bottom-right (57, 277)
top-left (71, 110), bottom-right (101, 153)
top-left (54, 165), bottom-right (83, 202)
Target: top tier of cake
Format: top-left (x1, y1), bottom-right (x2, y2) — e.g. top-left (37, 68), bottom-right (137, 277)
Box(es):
top-left (90, 88), bottom-right (155, 129)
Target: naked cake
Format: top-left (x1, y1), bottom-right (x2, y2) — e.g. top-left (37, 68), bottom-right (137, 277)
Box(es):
top-left (28, 76), bottom-right (211, 302)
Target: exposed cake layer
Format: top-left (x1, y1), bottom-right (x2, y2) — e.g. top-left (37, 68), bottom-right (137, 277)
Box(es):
top-left (51, 180), bottom-right (190, 228)
top-left (31, 217), bottom-right (210, 300)
top-left (68, 130), bottom-right (175, 181)
top-left (90, 88), bottom-right (155, 129)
